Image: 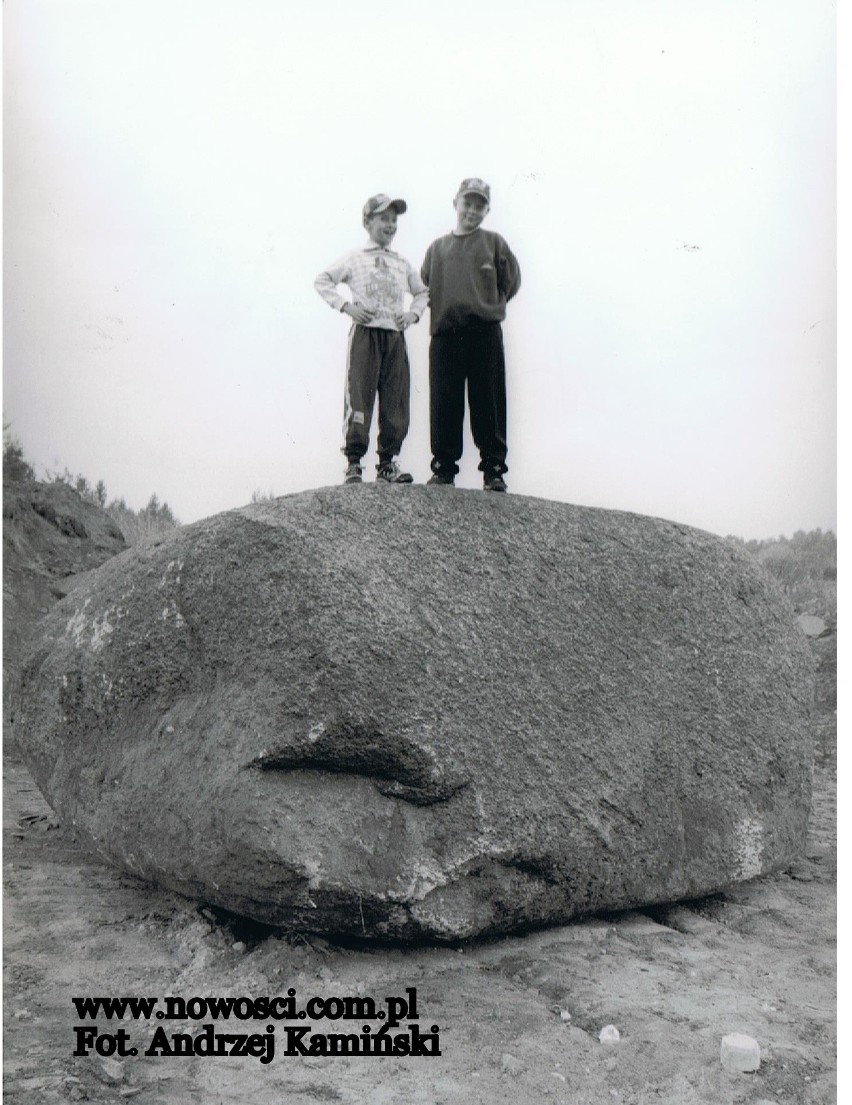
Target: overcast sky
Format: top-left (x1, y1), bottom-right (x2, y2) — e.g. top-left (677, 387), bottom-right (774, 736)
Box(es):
top-left (3, 0), bottom-right (836, 539)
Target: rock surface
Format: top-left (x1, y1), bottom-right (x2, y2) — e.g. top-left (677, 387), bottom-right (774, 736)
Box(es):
top-left (13, 485), bottom-right (814, 942)
top-left (720, 1032), bottom-right (761, 1072)
top-left (797, 613), bottom-right (828, 639)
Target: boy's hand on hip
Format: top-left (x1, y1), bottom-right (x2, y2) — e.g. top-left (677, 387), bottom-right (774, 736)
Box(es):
top-left (343, 303), bottom-right (376, 324)
top-left (396, 311), bottom-right (419, 330)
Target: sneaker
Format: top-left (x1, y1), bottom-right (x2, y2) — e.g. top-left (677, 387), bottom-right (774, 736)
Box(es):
top-left (483, 472), bottom-right (507, 492)
top-left (376, 460), bottom-right (413, 484)
top-left (344, 462), bottom-right (363, 484)
top-left (427, 471), bottom-right (455, 486)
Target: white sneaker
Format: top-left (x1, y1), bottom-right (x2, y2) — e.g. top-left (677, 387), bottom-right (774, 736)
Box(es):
top-left (376, 461), bottom-right (413, 484)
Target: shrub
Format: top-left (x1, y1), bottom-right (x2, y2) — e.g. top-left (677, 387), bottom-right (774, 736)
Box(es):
top-left (742, 530), bottom-right (836, 620)
top-left (3, 422), bottom-right (35, 482)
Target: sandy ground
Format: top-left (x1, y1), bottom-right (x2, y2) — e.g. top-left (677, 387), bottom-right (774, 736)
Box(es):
top-left (3, 739), bottom-right (835, 1105)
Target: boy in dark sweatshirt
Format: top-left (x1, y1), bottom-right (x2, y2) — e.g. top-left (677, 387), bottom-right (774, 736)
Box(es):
top-left (420, 178), bottom-right (521, 491)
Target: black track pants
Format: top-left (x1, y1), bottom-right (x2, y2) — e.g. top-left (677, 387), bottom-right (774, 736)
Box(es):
top-left (342, 325), bottom-right (410, 462)
top-left (429, 323), bottom-right (508, 476)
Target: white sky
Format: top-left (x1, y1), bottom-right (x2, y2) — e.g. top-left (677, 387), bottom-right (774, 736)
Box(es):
top-left (3, 0), bottom-right (836, 539)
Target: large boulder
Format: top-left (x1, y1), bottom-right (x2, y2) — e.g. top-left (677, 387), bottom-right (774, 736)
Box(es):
top-left (13, 486), bottom-right (814, 942)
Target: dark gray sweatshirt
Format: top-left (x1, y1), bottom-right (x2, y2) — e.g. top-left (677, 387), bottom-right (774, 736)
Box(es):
top-left (420, 228), bottom-right (521, 335)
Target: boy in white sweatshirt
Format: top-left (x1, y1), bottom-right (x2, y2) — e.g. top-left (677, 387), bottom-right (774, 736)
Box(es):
top-left (315, 194), bottom-right (428, 484)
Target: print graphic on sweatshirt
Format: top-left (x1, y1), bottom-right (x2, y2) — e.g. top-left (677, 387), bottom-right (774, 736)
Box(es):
top-left (366, 256), bottom-right (402, 320)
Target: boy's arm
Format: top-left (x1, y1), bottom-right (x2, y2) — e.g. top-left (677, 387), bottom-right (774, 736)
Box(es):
top-left (419, 244), bottom-right (432, 288)
top-left (313, 255), bottom-right (352, 313)
top-left (394, 263), bottom-right (429, 330)
top-left (496, 238), bottom-right (521, 302)
top-left (407, 263), bottom-right (429, 320)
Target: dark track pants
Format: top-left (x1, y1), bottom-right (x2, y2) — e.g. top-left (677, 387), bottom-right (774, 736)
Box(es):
top-left (429, 323), bottom-right (508, 476)
top-left (342, 325), bottom-right (410, 462)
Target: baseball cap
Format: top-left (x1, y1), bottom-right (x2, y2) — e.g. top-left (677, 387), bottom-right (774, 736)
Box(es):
top-left (362, 194), bottom-right (408, 221)
top-left (456, 177), bottom-right (491, 203)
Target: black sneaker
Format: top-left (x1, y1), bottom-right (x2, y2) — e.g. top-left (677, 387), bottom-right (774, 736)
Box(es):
top-left (344, 462), bottom-right (363, 484)
top-left (483, 472), bottom-right (507, 492)
top-left (376, 460), bottom-right (413, 483)
top-left (427, 471), bottom-right (455, 486)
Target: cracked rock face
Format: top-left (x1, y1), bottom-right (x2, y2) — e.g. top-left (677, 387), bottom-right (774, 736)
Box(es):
top-left (13, 486), bottom-right (814, 942)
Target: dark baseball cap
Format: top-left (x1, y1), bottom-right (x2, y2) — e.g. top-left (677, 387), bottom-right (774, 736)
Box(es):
top-left (456, 177), bottom-right (490, 203)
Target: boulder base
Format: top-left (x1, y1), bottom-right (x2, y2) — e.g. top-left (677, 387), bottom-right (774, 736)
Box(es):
top-left (14, 486), bottom-right (814, 941)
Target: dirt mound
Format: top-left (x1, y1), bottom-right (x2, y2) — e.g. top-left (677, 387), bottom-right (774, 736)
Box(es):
top-left (3, 477), bottom-right (127, 721)
top-left (13, 485), bottom-right (815, 942)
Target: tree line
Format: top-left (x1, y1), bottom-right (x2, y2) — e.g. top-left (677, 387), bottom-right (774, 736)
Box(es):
top-left (3, 423), bottom-right (179, 544)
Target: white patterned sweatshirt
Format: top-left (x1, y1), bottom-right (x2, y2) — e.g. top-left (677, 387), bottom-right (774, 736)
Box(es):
top-left (314, 242), bottom-right (429, 332)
